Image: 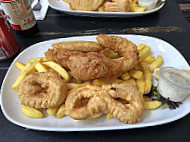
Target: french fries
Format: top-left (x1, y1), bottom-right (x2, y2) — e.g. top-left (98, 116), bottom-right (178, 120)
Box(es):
top-left (15, 61), bottom-right (25, 71)
top-left (47, 107), bottom-right (59, 116)
top-left (29, 57), bottom-right (48, 63)
top-left (139, 45), bottom-right (151, 61)
top-left (137, 44), bottom-right (146, 51)
top-left (92, 78), bottom-right (123, 86)
top-left (43, 61), bottom-right (71, 82)
top-left (87, 113), bottom-right (103, 120)
top-left (92, 79), bottom-right (108, 86)
top-left (123, 79), bottom-right (136, 84)
top-left (143, 96), bottom-right (162, 110)
top-left (12, 75), bottom-right (25, 92)
top-left (66, 82), bottom-right (87, 90)
top-left (35, 62), bottom-right (48, 72)
top-left (56, 104), bottom-right (65, 118)
top-left (22, 105), bottom-right (43, 118)
top-left (98, 5), bottom-right (104, 12)
top-left (99, 78), bottom-right (123, 84)
top-left (107, 114), bottom-right (114, 119)
top-left (129, 70), bottom-right (143, 79)
top-left (141, 62), bottom-right (152, 94)
top-left (143, 56), bottom-right (155, 64)
top-left (12, 58), bottom-right (41, 91)
top-left (136, 76), bottom-right (145, 94)
top-left (22, 58), bottom-right (40, 75)
top-left (149, 55), bottom-right (164, 73)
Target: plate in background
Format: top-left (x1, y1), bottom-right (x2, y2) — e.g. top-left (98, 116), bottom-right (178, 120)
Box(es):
top-left (48, 0), bottom-right (165, 17)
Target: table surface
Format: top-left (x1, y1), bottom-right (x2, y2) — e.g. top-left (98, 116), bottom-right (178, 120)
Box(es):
top-left (1, 0), bottom-right (190, 141)
top-left (177, 0), bottom-right (190, 21)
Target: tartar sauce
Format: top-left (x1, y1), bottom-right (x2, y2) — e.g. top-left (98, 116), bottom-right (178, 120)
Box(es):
top-left (158, 67), bottom-right (190, 102)
top-left (138, 0), bottom-right (158, 10)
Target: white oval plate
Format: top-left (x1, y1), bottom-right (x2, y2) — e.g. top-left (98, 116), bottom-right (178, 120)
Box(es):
top-left (1, 35), bottom-right (190, 131)
top-left (48, 0), bottom-right (165, 17)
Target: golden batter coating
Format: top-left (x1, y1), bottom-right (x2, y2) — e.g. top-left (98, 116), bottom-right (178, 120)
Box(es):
top-left (45, 34), bottom-right (139, 81)
top-left (19, 72), bottom-right (67, 109)
top-left (65, 80), bottom-right (144, 124)
top-left (52, 41), bottom-right (103, 52)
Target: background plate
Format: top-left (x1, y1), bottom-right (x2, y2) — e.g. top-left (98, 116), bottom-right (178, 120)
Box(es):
top-left (48, 0), bottom-right (165, 17)
top-left (1, 35), bottom-right (190, 131)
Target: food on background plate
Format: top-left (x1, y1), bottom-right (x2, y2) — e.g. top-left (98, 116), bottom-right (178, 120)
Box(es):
top-left (138, 0), bottom-right (158, 10)
top-left (45, 34), bottom-right (139, 81)
top-left (13, 34), bottom-right (168, 123)
top-left (69, 0), bottom-right (104, 11)
top-left (130, 0), bottom-right (146, 12)
top-left (62, 0), bottom-right (163, 12)
top-left (104, 0), bottom-right (130, 12)
top-left (65, 81), bottom-right (144, 124)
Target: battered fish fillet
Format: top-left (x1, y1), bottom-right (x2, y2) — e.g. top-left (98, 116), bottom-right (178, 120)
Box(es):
top-left (45, 34), bottom-right (139, 81)
top-left (65, 80), bottom-right (144, 124)
top-left (45, 49), bottom-right (112, 80)
top-left (19, 72), bottom-right (67, 109)
top-left (52, 41), bottom-right (103, 52)
top-left (104, 0), bottom-right (130, 12)
top-left (69, 0), bottom-right (104, 11)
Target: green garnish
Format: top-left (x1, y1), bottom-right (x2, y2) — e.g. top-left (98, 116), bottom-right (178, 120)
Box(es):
top-left (146, 85), bottom-right (182, 109)
top-left (161, 103), bottom-right (169, 109)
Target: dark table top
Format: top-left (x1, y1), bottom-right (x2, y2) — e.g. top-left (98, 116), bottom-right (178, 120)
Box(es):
top-left (177, 0), bottom-right (190, 21)
top-left (1, 0), bottom-right (190, 141)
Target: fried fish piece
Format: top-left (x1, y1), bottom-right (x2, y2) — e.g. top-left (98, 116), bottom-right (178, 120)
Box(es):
top-left (45, 34), bottom-right (139, 81)
top-left (52, 41), bottom-right (103, 52)
top-left (69, 0), bottom-right (104, 11)
top-left (45, 49), bottom-right (111, 80)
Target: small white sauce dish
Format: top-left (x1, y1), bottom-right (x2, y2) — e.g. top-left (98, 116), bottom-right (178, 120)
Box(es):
top-left (158, 67), bottom-right (190, 102)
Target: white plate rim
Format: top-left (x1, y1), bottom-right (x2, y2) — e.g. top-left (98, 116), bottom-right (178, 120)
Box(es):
top-left (48, 0), bottom-right (165, 17)
top-left (1, 34), bottom-right (190, 132)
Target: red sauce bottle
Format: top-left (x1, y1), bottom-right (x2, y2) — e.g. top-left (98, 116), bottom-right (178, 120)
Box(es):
top-left (0, 10), bottom-right (19, 61)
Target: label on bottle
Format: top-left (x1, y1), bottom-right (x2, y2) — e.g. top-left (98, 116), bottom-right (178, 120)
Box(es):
top-left (0, 0), bottom-right (36, 31)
